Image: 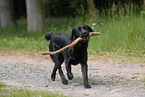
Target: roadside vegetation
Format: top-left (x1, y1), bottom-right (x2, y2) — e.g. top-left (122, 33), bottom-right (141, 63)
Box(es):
top-left (0, 82), bottom-right (64, 97)
top-left (0, 13), bottom-right (144, 58)
top-left (0, 2), bottom-right (145, 60)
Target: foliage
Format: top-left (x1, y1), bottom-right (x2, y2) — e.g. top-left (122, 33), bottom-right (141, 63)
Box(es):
top-left (41, 0), bottom-right (144, 16)
top-left (41, 0), bottom-right (82, 16)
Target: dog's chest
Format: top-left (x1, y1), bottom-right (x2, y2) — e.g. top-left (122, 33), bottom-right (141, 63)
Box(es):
top-left (67, 52), bottom-right (82, 65)
top-left (69, 58), bottom-right (80, 65)
top-left (66, 47), bottom-right (87, 65)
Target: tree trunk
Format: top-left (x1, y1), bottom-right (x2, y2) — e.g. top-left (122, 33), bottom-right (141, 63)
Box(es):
top-left (87, 0), bottom-right (96, 15)
top-left (26, 0), bottom-right (44, 32)
top-left (0, 0), bottom-right (15, 29)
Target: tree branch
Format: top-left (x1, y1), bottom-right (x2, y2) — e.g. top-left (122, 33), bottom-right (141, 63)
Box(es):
top-left (41, 32), bottom-right (101, 55)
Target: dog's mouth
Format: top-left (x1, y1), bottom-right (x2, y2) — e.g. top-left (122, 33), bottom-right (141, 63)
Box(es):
top-left (84, 37), bottom-right (89, 40)
top-left (80, 34), bottom-right (89, 42)
top-left (81, 37), bottom-right (89, 42)
top-left (80, 33), bottom-right (89, 38)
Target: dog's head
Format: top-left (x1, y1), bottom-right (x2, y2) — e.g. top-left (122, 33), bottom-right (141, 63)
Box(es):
top-left (70, 25), bottom-right (93, 41)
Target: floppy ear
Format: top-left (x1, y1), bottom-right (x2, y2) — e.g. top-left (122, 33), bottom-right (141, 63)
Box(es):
top-left (70, 28), bottom-right (76, 41)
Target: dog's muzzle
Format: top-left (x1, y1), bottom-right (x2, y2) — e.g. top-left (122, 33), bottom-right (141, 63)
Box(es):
top-left (81, 32), bottom-right (89, 38)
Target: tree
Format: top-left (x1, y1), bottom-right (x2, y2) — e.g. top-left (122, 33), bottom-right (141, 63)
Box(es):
top-left (26, 0), bottom-right (44, 32)
top-left (0, 0), bottom-right (15, 29)
top-left (87, 0), bottom-right (96, 15)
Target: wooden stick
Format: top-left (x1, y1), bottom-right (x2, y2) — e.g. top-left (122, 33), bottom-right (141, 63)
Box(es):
top-left (41, 32), bottom-right (101, 55)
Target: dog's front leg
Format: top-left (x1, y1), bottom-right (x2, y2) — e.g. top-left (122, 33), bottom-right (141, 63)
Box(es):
top-left (81, 64), bottom-right (91, 88)
top-left (65, 61), bottom-right (74, 80)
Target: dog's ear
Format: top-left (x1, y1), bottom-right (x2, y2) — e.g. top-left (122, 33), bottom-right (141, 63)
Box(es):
top-left (70, 28), bottom-right (76, 41)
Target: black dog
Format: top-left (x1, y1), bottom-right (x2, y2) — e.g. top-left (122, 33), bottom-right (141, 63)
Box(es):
top-left (45, 25), bottom-right (93, 88)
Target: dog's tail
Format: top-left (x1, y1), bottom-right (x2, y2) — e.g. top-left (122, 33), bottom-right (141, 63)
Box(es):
top-left (45, 32), bottom-right (55, 41)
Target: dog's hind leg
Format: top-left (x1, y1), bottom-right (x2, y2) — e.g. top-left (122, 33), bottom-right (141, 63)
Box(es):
top-left (58, 66), bottom-right (68, 85)
top-left (51, 64), bottom-right (68, 84)
top-left (51, 65), bottom-right (57, 81)
top-left (50, 54), bottom-right (68, 84)
top-left (50, 55), bottom-right (58, 81)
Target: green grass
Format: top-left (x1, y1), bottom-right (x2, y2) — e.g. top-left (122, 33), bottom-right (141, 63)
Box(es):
top-left (0, 82), bottom-right (65, 97)
top-left (0, 82), bottom-right (8, 88)
top-left (0, 12), bottom-right (145, 58)
top-left (89, 14), bottom-right (145, 57)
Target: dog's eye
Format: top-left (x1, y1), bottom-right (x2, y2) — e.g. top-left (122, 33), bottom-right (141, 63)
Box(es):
top-left (83, 27), bottom-right (86, 29)
top-left (79, 27), bottom-right (81, 31)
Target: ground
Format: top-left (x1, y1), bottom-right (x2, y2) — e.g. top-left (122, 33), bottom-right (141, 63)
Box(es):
top-left (0, 51), bottom-right (145, 97)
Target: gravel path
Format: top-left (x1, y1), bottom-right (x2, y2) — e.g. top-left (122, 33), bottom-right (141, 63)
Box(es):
top-left (0, 55), bottom-right (145, 97)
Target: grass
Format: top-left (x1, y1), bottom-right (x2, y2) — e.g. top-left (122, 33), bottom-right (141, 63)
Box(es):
top-left (88, 14), bottom-right (145, 57)
top-left (0, 82), bottom-right (65, 97)
top-left (0, 10), bottom-right (145, 59)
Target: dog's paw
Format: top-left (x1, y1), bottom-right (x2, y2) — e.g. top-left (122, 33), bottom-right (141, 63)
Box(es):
top-left (51, 75), bottom-right (55, 81)
top-left (84, 84), bottom-right (91, 88)
top-left (67, 73), bottom-right (74, 80)
top-left (62, 78), bottom-right (68, 85)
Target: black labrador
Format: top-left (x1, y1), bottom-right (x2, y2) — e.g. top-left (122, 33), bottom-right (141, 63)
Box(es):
top-left (45, 25), bottom-right (93, 88)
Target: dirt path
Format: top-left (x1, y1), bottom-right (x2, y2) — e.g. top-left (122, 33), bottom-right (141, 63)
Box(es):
top-left (0, 53), bottom-right (145, 97)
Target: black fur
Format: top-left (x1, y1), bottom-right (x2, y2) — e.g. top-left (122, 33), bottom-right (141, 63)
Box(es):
top-left (45, 25), bottom-right (93, 88)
